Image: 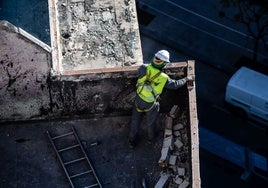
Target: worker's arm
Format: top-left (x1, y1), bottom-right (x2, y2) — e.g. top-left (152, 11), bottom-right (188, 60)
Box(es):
top-left (164, 77), bottom-right (188, 90)
top-left (138, 64), bottom-right (147, 77)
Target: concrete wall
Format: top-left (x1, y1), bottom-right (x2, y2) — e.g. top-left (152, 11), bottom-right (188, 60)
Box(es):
top-left (0, 21), bottom-right (52, 120)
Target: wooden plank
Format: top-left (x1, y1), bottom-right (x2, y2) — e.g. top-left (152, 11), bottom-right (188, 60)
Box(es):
top-left (187, 60), bottom-right (201, 188)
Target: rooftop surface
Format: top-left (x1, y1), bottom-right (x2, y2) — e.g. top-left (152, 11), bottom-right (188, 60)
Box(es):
top-left (0, 112), bottom-right (192, 188)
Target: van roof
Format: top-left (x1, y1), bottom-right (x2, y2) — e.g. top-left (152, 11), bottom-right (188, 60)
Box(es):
top-left (229, 67), bottom-right (268, 99)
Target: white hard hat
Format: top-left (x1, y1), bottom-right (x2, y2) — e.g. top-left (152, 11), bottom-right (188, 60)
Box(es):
top-left (155, 50), bottom-right (170, 63)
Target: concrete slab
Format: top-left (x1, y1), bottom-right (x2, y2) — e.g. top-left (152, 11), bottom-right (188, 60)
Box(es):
top-left (48, 0), bottom-right (143, 75)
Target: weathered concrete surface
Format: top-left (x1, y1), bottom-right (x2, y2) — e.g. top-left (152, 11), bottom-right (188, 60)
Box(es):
top-left (0, 20), bottom-right (52, 120)
top-left (49, 0), bottom-right (143, 75)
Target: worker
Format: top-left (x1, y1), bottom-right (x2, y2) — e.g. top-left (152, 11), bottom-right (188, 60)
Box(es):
top-left (128, 50), bottom-right (192, 148)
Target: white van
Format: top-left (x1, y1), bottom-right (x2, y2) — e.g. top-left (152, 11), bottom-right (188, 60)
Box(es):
top-left (225, 67), bottom-right (268, 125)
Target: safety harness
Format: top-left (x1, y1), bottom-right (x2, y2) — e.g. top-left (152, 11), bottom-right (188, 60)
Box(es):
top-left (135, 68), bottom-right (161, 112)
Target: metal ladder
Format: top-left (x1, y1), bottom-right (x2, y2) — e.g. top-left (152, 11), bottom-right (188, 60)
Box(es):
top-left (47, 127), bottom-right (102, 188)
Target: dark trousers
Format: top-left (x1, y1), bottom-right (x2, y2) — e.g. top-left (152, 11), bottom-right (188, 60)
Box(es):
top-left (129, 102), bottom-right (159, 142)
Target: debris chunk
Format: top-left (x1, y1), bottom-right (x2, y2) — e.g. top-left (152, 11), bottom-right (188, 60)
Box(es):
top-left (174, 139), bottom-right (183, 149)
top-left (173, 123), bottom-right (184, 131)
top-left (154, 173), bottom-right (170, 188)
top-left (169, 105), bottom-right (180, 118)
top-left (178, 167), bottom-right (186, 176)
top-left (174, 175), bottom-right (183, 185)
top-left (158, 136), bottom-right (173, 167)
top-left (179, 180), bottom-right (190, 188)
top-left (164, 128), bottom-right (172, 137)
top-left (169, 155), bottom-right (177, 166)
top-left (165, 116), bottom-right (173, 130)
top-left (174, 130), bottom-right (181, 137)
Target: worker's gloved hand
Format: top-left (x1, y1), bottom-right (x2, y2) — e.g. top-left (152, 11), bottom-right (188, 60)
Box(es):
top-left (186, 75), bottom-right (195, 81)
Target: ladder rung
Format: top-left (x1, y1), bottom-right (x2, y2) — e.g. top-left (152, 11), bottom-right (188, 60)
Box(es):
top-left (64, 157), bottom-right (86, 165)
top-left (52, 132), bottom-right (74, 140)
top-left (58, 144), bottom-right (80, 152)
top-left (70, 170), bottom-right (93, 179)
top-left (85, 183), bottom-right (99, 188)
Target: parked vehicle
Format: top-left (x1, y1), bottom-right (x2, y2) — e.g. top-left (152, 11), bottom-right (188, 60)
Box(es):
top-left (225, 67), bottom-right (268, 125)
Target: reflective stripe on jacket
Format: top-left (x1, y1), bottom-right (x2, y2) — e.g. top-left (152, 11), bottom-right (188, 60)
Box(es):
top-left (136, 64), bottom-right (168, 103)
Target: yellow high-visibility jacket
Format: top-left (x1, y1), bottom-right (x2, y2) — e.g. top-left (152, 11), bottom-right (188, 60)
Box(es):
top-left (136, 64), bottom-right (169, 103)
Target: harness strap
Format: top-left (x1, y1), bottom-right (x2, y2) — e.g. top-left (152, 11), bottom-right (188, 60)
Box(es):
top-left (135, 100), bottom-right (156, 112)
top-left (146, 71), bottom-right (161, 82)
top-left (136, 70), bottom-right (161, 96)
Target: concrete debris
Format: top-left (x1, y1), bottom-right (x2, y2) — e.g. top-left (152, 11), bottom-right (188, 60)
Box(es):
top-left (174, 175), bottom-right (183, 185)
top-left (173, 123), bottom-right (184, 131)
top-left (164, 129), bottom-right (173, 137)
top-left (169, 105), bottom-right (180, 119)
top-left (168, 155), bottom-right (177, 166)
top-left (154, 173), bottom-right (170, 188)
top-left (174, 138), bottom-right (183, 149)
top-left (165, 116), bottom-right (173, 130)
top-left (174, 130), bottom-right (181, 137)
top-left (178, 167), bottom-right (186, 176)
top-left (179, 180), bottom-right (190, 188)
top-left (158, 135), bottom-right (173, 167)
top-left (156, 105), bottom-right (190, 188)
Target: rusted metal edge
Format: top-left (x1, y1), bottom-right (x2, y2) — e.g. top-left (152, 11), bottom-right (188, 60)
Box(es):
top-left (187, 60), bottom-right (201, 188)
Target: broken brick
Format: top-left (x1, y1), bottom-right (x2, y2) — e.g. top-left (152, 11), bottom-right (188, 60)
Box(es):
top-left (174, 139), bottom-right (183, 149)
top-left (155, 173), bottom-right (170, 188)
top-left (178, 167), bottom-right (186, 176)
top-left (169, 155), bottom-right (177, 166)
top-left (165, 116), bottom-right (173, 130)
top-left (173, 123), bottom-right (184, 131)
top-left (179, 180), bottom-right (190, 188)
top-left (169, 105), bottom-right (180, 118)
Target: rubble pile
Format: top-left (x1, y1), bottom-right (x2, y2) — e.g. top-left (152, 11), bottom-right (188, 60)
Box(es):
top-left (57, 0), bottom-right (142, 71)
top-left (156, 105), bottom-right (190, 188)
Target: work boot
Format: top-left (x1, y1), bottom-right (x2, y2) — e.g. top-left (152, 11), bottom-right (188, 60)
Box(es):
top-left (128, 140), bottom-right (136, 149)
top-left (147, 139), bottom-right (152, 145)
